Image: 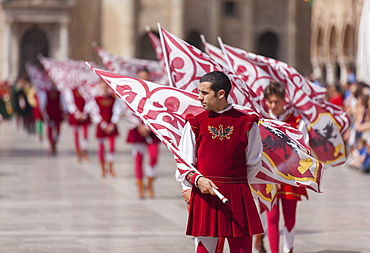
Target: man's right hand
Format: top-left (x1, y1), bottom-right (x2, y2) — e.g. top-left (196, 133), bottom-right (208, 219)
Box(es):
top-left (197, 177), bottom-right (218, 195)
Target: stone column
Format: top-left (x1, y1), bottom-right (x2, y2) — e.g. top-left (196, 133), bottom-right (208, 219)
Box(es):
top-left (208, 0), bottom-right (221, 45)
top-left (58, 19), bottom-right (70, 59)
top-left (325, 62), bottom-right (335, 86)
top-left (286, 0), bottom-right (297, 67)
top-left (2, 18), bottom-right (12, 81)
top-left (170, 0), bottom-right (184, 38)
top-left (240, 0), bottom-right (255, 50)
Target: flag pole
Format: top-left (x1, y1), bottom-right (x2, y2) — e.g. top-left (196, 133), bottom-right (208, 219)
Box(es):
top-left (157, 23), bottom-right (174, 87)
top-left (200, 34), bottom-right (210, 55)
top-left (217, 37), bottom-right (235, 75)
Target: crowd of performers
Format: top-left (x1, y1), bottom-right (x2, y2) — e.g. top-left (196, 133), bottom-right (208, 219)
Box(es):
top-left (0, 68), bottom-right (160, 200)
top-left (1, 64), bottom-right (366, 253)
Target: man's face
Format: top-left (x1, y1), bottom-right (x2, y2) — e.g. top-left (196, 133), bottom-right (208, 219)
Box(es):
top-left (198, 81), bottom-right (223, 111)
top-left (138, 71), bottom-right (150, 81)
top-left (265, 94), bottom-right (285, 116)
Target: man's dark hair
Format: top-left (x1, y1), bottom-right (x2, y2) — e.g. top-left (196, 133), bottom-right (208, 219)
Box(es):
top-left (263, 80), bottom-right (285, 99)
top-left (138, 67), bottom-right (150, 74)
top-left (199, 71), bottom-right (231, 98)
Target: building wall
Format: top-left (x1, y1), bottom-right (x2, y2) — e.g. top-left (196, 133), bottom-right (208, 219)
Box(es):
top-left (0, 0), bottom-right (315, 83)
top-left (0, 9), bottom-right (5, 80)
top-left (311, 0), bottom-right (363, 85)
top-left (69, 0), bottom-right (101, 62)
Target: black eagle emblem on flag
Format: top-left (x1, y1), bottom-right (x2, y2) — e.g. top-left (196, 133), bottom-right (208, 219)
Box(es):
top-left (208, 125), bottom-right (234, 141)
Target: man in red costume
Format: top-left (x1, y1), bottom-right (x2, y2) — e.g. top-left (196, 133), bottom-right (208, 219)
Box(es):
top-left (65, 87), bottom-right (91, 162)
top-left (88, 82), bottom-right (123, 177)
top-left (176, 71), bottom-right (264, 253)
top-left (262, 80), bottom-right (308, 253)
top-left (39, 83), bottom-right (66, 155)
top-left (126, 68), bottom-right (160, 198)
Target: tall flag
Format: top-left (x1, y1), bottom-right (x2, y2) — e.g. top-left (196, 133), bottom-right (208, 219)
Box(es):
top-left (159, 26), bottom-right (261, 112)
top-left (92, 42), bottom-right (167, 85)
top-left (220, 42), bottom-right (349, 166)
top-left (89, 66), bottom-right (323, 196)
top-left (25, 63), bottom-right (53, 91)
top-left (39, 56), bottom-right (102, 100)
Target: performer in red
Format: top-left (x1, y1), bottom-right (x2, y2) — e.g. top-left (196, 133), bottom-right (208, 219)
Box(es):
top-left (88, 82), bottom-right (123, 178)
top-left (27, 85), bottom-right (44, 142)
top-left (262, 80), bottom-right (308, 253)
top-left (39, 83), bottom-right (66, 155)
top-left (176, 71), bottom-right (264, 253)
top-left (126, 68), bottom-right (160, 198)
top-left (65, 87), bottom-right (90, 162)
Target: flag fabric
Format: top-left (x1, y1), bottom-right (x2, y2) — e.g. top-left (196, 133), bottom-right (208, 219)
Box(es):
top-left (39, 56), bottom-right (102, 101)
top-left (146, 26), bottom-right (166, 66)
top-left (221, 43), bottom-right (349, 167)
top-left (92, 43), bottom-right (167, 85)
top-left (159, 27), bottom-right (261, 111)
top-left (25, 63), bottom-right (53, 91)
top-left (89, 66), bottom-right (323, 198)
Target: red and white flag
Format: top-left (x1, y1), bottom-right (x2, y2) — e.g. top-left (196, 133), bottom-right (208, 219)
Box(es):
top-left (89, 66), bottom-right (323, 197)
top-left (25, 62), bottom-right (53, 91)
top-left (221, 43), bottom-right (349, 167)
top-left (92, 43), bottom-right (167, 85)
top-left (39, 56), bottom-right (102, 101)
top-left (146, 26), bottom-right (165, 66)
top-left (159, 27), bottom-right (261, 111)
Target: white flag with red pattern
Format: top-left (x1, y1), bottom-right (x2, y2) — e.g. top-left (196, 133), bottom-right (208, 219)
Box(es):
top-left (221, 43), bottom-right (349, 167)
top-left (159, 27), bottom-right (262, 113)
top-left (39, 56), bottom-right (102, 101)
top-left (92, 43), bottom-right (167, 85)
top-left (89, 65), bottom-right (323, 195)
top-left (25, 62), bottom-right (53, 91)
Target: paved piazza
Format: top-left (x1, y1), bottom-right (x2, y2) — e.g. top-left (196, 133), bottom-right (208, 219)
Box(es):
top-left (0, 119), bottom-right (369, 253)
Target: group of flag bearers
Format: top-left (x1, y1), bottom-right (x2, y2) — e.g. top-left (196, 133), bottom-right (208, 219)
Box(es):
top-left (19, 24), bottom-right (349, 253)
top-left (23, 61), bottom-right (160, 199)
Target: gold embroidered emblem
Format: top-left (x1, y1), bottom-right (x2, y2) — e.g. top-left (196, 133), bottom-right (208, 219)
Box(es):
top-left (208, 125), bottom-right (234, 141)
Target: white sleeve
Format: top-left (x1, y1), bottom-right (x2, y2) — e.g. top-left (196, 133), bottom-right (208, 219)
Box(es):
top-left (175, 122), bottom-right (200, 189)
top-left (59, 93), bottom-right (68, 113)
top-left (298, 120), bottom-right (310, 148)
top-left (64, 88), bottom-right (77, 114)
top-left (124, 110), bottom-right (143, 129)
top-left (111, 98), bottom-right (124, 124)
top-left (86, 99), bottom-right (101, 124)
top-left (246, 122), bottom-right (263, 181)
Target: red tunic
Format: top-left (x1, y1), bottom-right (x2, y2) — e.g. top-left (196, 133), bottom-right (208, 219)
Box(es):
top-left (186, 108), bottom-right (264, 237)
top-left (69, 88), bottom-right (90, 126)
top-left (33, 94), bottom-right (43, 121)
top-left (126, 128), bottom-right (160, 144)
top-left (278, 113), bottom-right (308, 201)
top-left (95, 95), bottom-right (118, 138)
top-left (46, 89), bottom-right (64, 123)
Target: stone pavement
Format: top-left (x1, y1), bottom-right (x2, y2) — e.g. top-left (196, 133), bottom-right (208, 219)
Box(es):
top-left (0, 119), bottom-right (369, 253)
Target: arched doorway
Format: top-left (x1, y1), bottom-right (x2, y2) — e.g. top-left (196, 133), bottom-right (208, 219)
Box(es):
top-left (257, 31), bottom-right (279, 59)
top-left (19, 26), bottom-right (49, 77)
top-left (186, 31), bottom-right (204, 52)
top-left (138, 32), bottom-right (157, 60)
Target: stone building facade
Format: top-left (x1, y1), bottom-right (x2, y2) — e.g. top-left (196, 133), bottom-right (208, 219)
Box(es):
top-left (0, 0), bottom-right (312, 84)
top-left (311, 0), bottom-right (363, 86)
